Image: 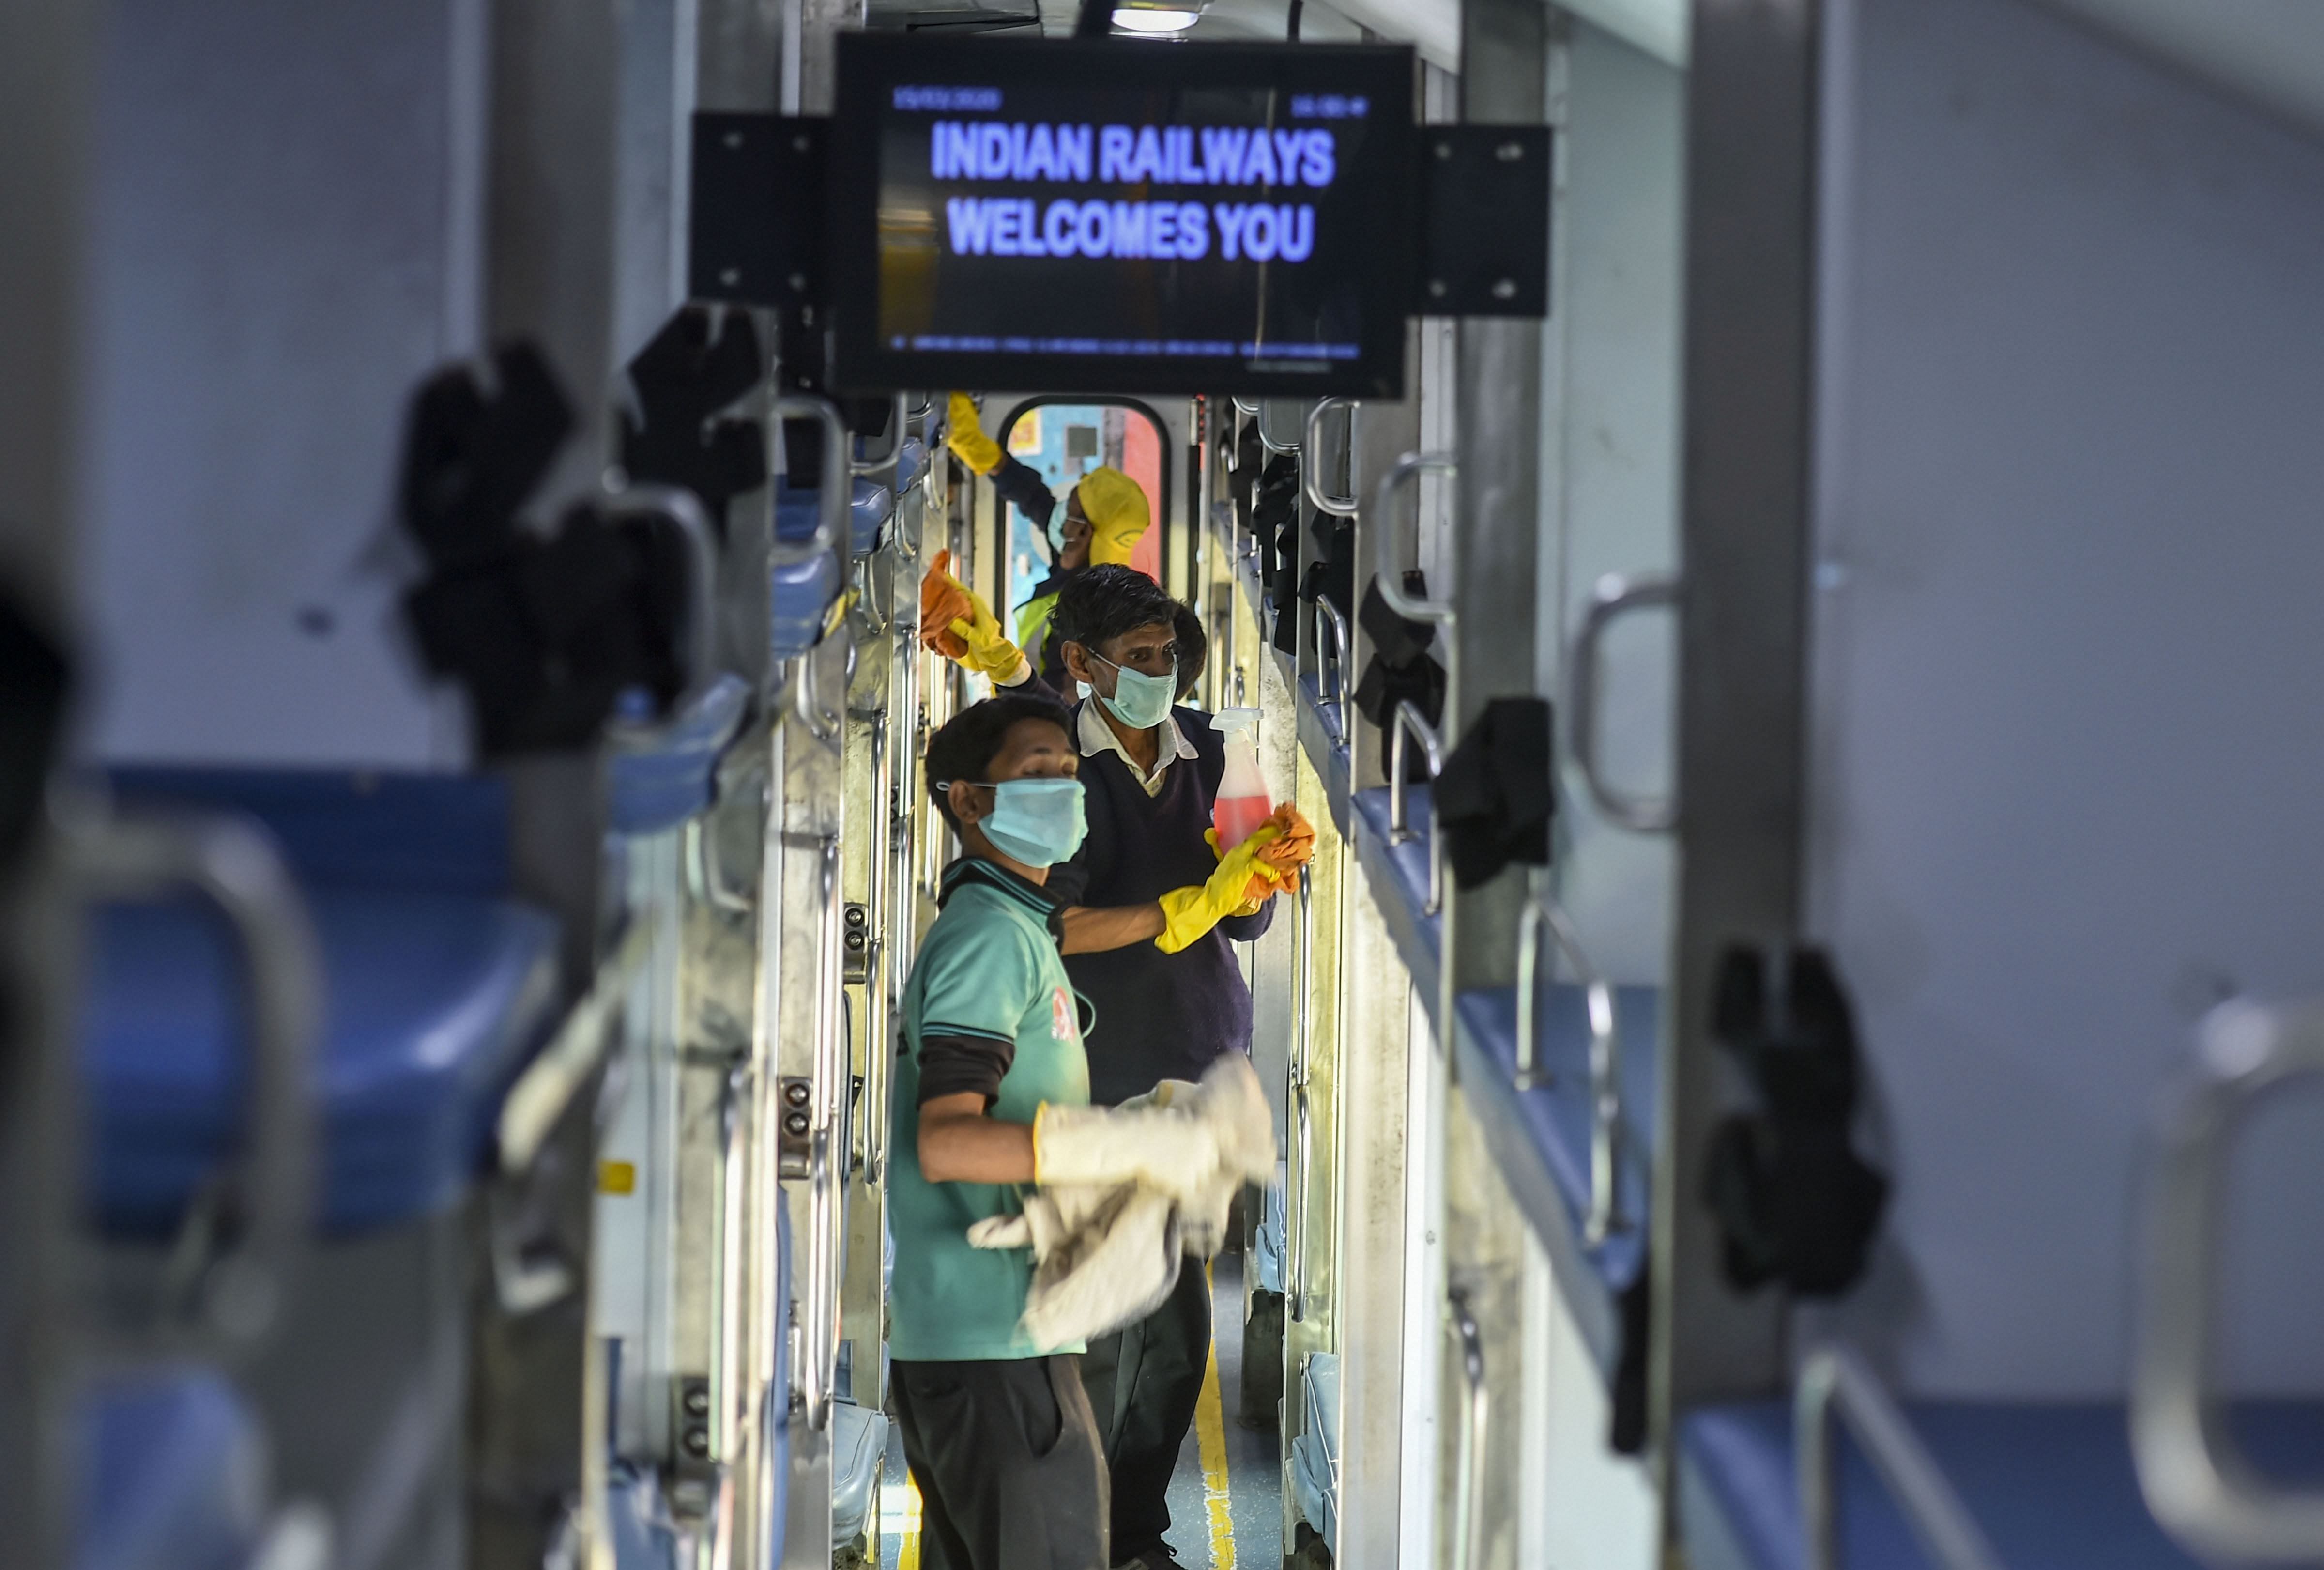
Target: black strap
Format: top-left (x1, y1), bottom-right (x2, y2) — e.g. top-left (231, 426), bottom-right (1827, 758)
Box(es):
top-left (617, 306), bottom-right (767, 539)
top-left (1701, 946), bottom-right (1889, 1297)
top-left (1434, 697), bottom-right (1554, 889)
top-left (398, 343), bottom-right (695, 757)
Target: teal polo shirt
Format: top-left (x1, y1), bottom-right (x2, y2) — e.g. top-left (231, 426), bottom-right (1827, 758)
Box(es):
top-left (889, 856), bottom-right (1091, 1362)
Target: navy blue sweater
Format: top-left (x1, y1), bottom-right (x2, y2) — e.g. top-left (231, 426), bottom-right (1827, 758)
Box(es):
top-left (1046, 704), bottom-right (1274, 1106)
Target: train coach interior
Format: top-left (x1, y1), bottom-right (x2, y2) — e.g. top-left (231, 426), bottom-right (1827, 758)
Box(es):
top-left (6, 0), bottom-right (2324, 1568)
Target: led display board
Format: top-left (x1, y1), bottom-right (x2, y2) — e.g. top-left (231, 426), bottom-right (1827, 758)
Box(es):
top-left (826, 33), bottom-right (1416, 397)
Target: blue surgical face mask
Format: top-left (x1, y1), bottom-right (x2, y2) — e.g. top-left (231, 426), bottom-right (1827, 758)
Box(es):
top-left (1088, 650), bottom-right (1177, 730)
top-left (974, 776), bottom-right (1087, 868)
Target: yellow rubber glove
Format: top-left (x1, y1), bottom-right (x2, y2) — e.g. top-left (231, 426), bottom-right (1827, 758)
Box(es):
top-left (947, 596), bottom-right (1031, 687)
top-left (945, 391), bottom-right (1003, 477)
top-left (1156, 822), bottom-right (1284, 953)
top-left (1203, 828), bottom-right (1285, 913)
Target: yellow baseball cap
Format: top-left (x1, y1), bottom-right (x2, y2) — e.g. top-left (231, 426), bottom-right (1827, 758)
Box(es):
top-left (1074, 467), bottom-right (1151, 566)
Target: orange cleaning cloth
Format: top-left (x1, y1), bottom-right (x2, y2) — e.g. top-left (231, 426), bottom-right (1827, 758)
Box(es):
top-left (918, 550), bottom-right (973, 659)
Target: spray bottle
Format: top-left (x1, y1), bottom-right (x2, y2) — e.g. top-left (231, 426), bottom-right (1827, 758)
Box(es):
top-left (1210, 707), bottom-right (1273, 847)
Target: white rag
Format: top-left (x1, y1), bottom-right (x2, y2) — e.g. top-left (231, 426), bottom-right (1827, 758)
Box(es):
top-left (966, 1053), bottom-right (1277, 1348)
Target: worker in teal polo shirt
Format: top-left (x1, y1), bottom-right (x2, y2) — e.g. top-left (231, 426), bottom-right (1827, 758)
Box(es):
top-left (892, 693), bottom-right (1284, 1570)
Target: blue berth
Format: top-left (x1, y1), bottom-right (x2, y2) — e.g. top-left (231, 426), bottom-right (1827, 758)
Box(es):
top-left (1346, 785), bottom-right (1442, 1018)
top-left (1451, 981), bottom-right (1659, 1372)
top-left (608, 675), bottom-right (751, 835)
top-left (1680, 1400), bottom-right (2324, 1570)
top-left (80, 1366), bottom-right (266, 1570)
top-left (90, 770), bottom-right (562, 1235)
top-left (1292, 672), bottom-right (1353, 837)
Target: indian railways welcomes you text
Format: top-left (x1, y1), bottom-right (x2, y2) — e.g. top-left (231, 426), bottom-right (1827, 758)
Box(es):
top-left (927, 121), bottom-right (1339, 263)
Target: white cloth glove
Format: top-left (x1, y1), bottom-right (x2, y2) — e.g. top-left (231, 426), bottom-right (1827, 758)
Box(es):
top-left (976, 1057), bottom-right (1280, 1346)
top-left (1031, 1054), bottom-right (1276, 1205)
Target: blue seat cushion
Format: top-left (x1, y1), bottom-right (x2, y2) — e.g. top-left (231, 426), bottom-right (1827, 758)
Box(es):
top-left (1683, 1398), bottom-right (2324, 1570)
top-left (1453, 982), bottom-right (1660, 1292)
top-left (88, 884), bottom-right (560, 1235)
top-left (81, 1366), bottom-right (265, 1570)
top-left (774, 477), bottom-right (891, 556)
top-left (895, 436), bottom-right (928, 490)
top-left (769, 553), bottom-right (842, 660)
top-left (109, 769), bottom-right (511, 897)
top-left (608, 674), bottom-right (749, 834)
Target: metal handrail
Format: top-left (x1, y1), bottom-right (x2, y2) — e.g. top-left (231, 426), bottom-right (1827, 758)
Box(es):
top-left (1255, 399), bottom-right (1303, 454)
top-left (1312, 597), bottom-right (1353, 744)
top-left (498, 919), bottom-right (654, 1175)
top-left (849, 392), bottom-right (910, 475)
top-left (1370, 452), bottom-right (1459, 625)
top-left (791, 653), bottom-right (840, 748)
top-left (69, 810), bottom-right (321, 1355)
top-left (797, 833), bottom-right (844, 1432)
top-left (2133, 998), bottom-right (2324, 1563)
top-left (1515, 895), bottom-right (1625, 1241)
top-left (1799, 1346), bottom-right (2003, 1570)
top-left (770, 393), bottom-right (849, 566)
top-left (1388, 700), bottom-right (1446, 916)
top-left (1567, 572), bottom-right (1680, 833)
top-left (1447, 1285), bottom-right (1490, 1570)
top-left (1302, 398), bottom-right (1360, 517)
top-left (602, 482), bottom-right (719, 713)
top-left (851, 552), bottom-right (890, 637)
top-left (688, 814), bottom-right (757, 917)
top-left (1289, 875), bottom-right (1316, 1323)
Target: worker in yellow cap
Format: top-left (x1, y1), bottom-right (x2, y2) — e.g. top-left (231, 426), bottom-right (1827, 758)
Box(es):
top-left (935, 392), bottom-right (1150, 690)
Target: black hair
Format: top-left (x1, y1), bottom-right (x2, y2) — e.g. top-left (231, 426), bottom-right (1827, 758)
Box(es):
top-left (924, 693), bottom-right (1075, 832)
top-left (1172, 602), bottom-right (1208, 701)
top-left (1054, 564), bottom-right (1182, 659)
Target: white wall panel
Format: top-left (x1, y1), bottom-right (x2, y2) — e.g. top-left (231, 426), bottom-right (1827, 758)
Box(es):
top-left (1544, 22), bottom-right (1683, 986)
top-left (1802, 0), bottom-right (2324, 1396)
top-left (78, 0), bottom-right (483, 767)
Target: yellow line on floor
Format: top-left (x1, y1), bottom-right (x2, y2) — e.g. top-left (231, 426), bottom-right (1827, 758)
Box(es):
top-left (893, 1474), bottom-right (921, 1570)
top-left (1195, 1264), bottom-right (1238, 1570)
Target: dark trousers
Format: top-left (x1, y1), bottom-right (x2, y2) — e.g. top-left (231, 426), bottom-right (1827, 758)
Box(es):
top-left (1077, 1262), bottom-right (1212, 1564)
top-left (892, 1354), bottom-right (1109, 1570)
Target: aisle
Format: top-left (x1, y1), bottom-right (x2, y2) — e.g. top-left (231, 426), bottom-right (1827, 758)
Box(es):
top-left (877, 1254), bottom-right (1285, 1570)
top-left (1161, 1252), bottom-right (1284, 1570)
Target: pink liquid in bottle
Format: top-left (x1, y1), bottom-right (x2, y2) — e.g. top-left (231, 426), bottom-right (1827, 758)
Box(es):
top-left (1212, 791), bottom-right (1274, 848)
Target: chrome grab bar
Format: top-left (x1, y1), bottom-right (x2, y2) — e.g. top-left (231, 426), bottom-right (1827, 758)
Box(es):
top-left (1231, 396), bottom-right (1259, 418)
top-left (2134, 998), bottom-right (2324, 1563)
top-left (1302, 399), bottom-right (1360, 517)
top-left (1799, 1345), bottom-right (2002, 1570)
top-left (797, 833), bottom-right (844, 1432)
top-left (688, 815), bottom-right (757, 917)
top-left (1388, 701), bottom-right (1445, 917)
top-left (69, 810), bottom-right (321, 1355)
top-left (791, 653), bottom-right (840, 748)
top-left (1312, 597), bottom-right (1353, 744)
top-left (1255, 399), bottom-right (1303, 454)
top-left (850, 553), bottom-right (890, 637)
top-left (1289, 874), bottom-right (1315, 1323)
top-left (1447, 1285), bottom-right (1490, 1570)
top-left (1515, 895), bottom-right (1625, 1242)
top-left (498, 919), bottom-right (655, 1175)
top-left (849, 392), bottom-right (910, 476)
top-left (1370, 452), bottom-right (1459, 626)
top-left (602, 483), bottom-right (719, 713)
top-left (1567, 573), bottom-right (1680, 833)
top-left (769, 393), bottom-right (849, 566)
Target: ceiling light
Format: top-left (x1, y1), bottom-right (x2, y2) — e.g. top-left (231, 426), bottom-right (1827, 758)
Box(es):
top-left (1112, 7), bottom-right (1200, 32)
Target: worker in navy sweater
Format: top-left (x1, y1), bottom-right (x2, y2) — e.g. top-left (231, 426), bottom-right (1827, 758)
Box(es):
top-left (1035, 566), bottom-right (1311, 1570)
